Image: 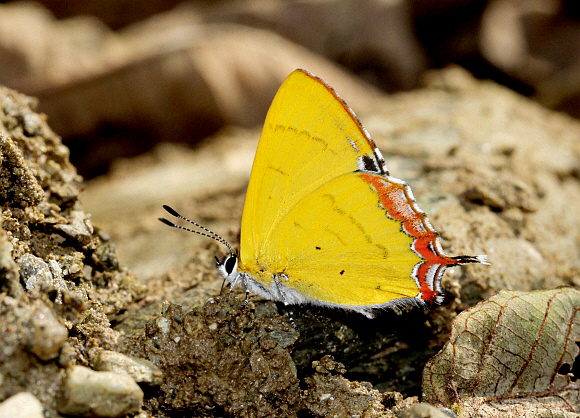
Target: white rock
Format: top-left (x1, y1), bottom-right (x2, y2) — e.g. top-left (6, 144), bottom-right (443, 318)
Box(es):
top-left (17, 254), bottom-right (67, 302)
top-left (18, 254), bottom-right (52, 291)
top-left (29, 303), bottom-right (68, 361)
top-left (0, 392), bottom-right (44, 418)
top-left (53, 211), bottom-right (94, 245)
top-left (91, 350), bottom-right (163, 386)
top-left (57, 365), bottom-right (143, 417)
top-left (47, 259), bottom-right (67, 302)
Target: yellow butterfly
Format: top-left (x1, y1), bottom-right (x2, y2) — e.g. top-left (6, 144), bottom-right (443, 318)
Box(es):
top-left (160, 69), bottom-right (488, 318)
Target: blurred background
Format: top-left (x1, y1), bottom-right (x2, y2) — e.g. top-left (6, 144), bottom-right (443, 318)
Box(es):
top-left (1, 0), bottom-right (578, 178)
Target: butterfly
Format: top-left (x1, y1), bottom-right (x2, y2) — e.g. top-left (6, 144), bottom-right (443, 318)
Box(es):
top-left (160, 69), bottom-right (488, 318)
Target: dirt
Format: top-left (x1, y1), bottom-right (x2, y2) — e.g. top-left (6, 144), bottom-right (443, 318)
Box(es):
top-left (0, 85), bottom-right (144, 417)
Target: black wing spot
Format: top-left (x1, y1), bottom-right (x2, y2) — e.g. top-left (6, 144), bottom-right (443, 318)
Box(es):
top-left (376, 285), bottom-right (381, 290)
top-left (358, 155), bottom-right (380, 173)
top-left (340, 270), bottom-right (345, 275)
top-left (315, 246), bottom-right (321, 250)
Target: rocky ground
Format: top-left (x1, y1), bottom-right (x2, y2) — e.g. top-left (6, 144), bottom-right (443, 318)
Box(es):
top-left (1, 65), bottom-right (579, 417)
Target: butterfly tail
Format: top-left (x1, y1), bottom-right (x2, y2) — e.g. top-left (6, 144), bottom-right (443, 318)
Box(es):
top-left (452, 254), bottom-right (489, 265)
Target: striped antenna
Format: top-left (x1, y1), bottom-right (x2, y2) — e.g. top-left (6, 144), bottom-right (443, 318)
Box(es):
top-left (159, 205), bottom-right (234, 256)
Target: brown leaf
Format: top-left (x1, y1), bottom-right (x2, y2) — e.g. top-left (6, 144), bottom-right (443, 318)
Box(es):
top-left (423, 288), bottom-right (580, 416)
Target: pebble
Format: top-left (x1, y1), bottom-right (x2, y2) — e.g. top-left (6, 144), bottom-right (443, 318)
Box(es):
top-left (53, 211), bottom-right (94, 245)
top-left (156, 317), bottom-right (171, 338)
top-left (22, 112), bottom-right (43, 136)
top-left (29, 303), bottom-right (68, 361)
top-left (91, 350), bottom-right (163, 386)
top-left (265, 329), bottom-right (299, 348)
top-left (18, 254), bottom-right (53, 292)
top-left (18, 254), bottom-right (67, 301)
top-left (0, 392), bottom-right (44, 418)
top-left (48, 259), bottom-right (67, 302)
top-left (57, 365), bottom-right (143, 417)
top-left (398, 403), bottom-right (457, 418)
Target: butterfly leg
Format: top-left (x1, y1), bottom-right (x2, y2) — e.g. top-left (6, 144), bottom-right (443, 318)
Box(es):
top-left (219, 278), bottom-right (228, 295)
top-left (272, 274), bottom-right (284, 301)
top-left (240, 275), bottom-right (250, 308)
top-left (229, 273), bottom-right (242, 290)
top-left (285, 310), bottom-right (298, 330)
top-left (241, 290), bottom-right (250, 308)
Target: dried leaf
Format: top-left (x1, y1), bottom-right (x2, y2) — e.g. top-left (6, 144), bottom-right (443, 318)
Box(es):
top-left (423, 288), bottom-right (580, 417)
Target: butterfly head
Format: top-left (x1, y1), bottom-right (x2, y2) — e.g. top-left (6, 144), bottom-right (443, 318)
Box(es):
top-left (215, 252), bottom-right (239, 282)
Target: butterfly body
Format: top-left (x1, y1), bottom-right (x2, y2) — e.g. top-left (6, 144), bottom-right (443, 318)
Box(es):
top-left (163, 69), bottom-right (488, 318)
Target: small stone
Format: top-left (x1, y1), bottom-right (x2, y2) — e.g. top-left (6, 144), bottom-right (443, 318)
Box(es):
top-left (18, 254), bottom-right (68, 302)
top-left (53, 211), bottom-right (94, 245)
top-left (0, 392), bottom-right (44, 418)
top-left (57, 365), bottom-right (143, 417)
top-left (268, 329), bottom-right (299, 348)
top-left (18, 254), bottom-right (53, 292)
top-left (156, 317), bottom-right (171, 338)
top-left (92, 350), bottom-right (163, 386)
top-left (58, 252), bottom-right (85, 280)
top-left (398, 402), bottom-right (454, 418)
top-left (47, 259), bottom-right (67, 302)
top-left (29, 303), bottom-right (68, 361)
top-left (58, 342), bottom-right (77, 367)
top-left (91, 241), bottom-right (119, 271)
top-left (22, 112), bottom-right (43, 136)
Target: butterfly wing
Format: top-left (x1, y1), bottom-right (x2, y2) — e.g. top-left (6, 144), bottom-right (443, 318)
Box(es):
top-left (241, 69), bottom-right (386, 266)
top-left (239, 69), bottom-right (482, 311)
top-left (262, 171), bottom-right (424, 305)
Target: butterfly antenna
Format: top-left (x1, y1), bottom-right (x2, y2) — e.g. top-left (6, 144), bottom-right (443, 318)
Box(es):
top-left (159, 205), bottom-right (235, 256)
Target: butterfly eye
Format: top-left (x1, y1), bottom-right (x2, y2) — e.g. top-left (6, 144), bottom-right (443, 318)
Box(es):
top-left (224, 255), bottom-right (237, 275)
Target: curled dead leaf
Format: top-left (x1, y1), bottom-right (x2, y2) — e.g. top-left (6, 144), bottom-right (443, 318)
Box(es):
top-left (423, 288), bottom-right (580, 417)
